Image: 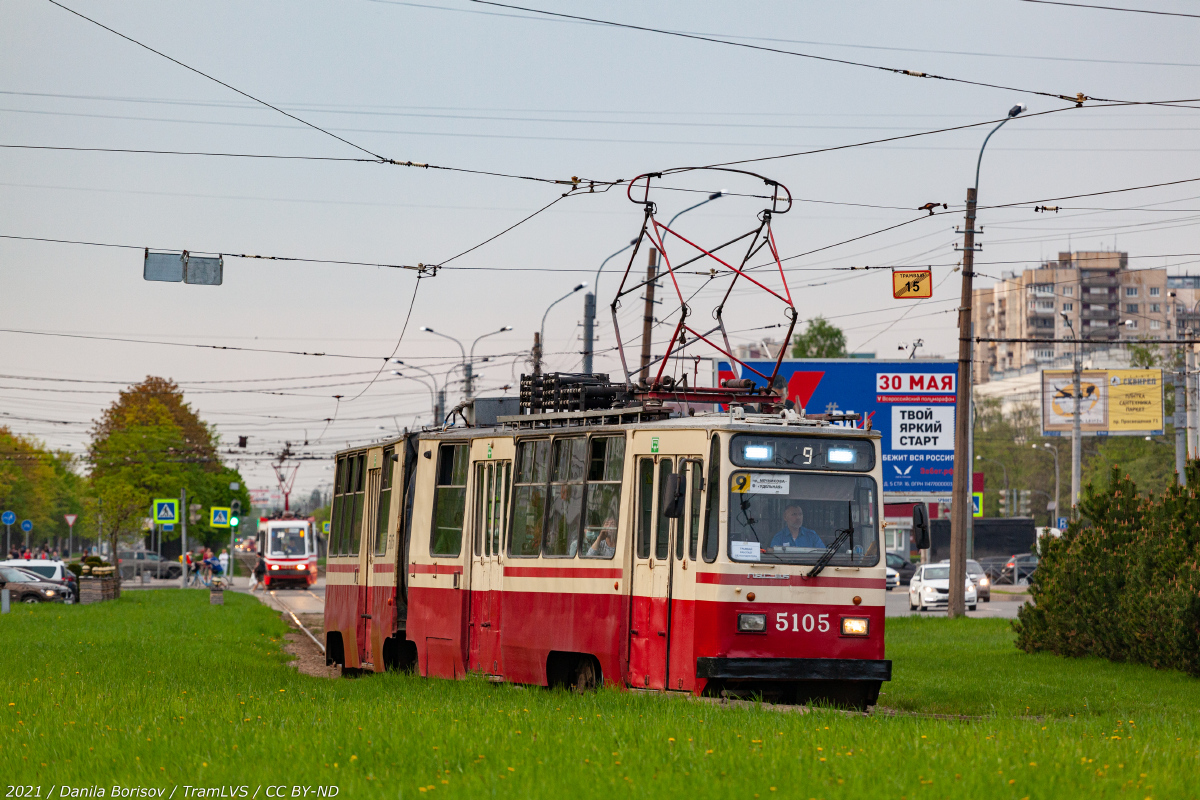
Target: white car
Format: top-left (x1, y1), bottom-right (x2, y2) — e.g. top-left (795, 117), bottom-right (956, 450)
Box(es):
top-left (885, 566), bottom-right (899, 590)
top-left (908, 564), bottom-right (977, 612)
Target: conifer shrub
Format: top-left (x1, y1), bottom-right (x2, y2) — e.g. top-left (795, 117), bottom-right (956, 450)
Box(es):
top-left (1014, 462), bottom-right (1200, 675)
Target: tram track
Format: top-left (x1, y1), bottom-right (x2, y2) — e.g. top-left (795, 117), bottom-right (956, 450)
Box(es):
top-left (270, 589), bottom-right (325, 654)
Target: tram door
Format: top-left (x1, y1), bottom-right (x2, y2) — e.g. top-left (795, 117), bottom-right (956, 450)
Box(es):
top-left (358, 447), bottom-right (384, 667)
top-left (468, 459), bottom-right (510, 675)
top-left (629, 456), bottom-right (675, 690)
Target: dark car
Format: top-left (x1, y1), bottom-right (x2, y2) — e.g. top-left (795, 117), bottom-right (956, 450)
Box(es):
top-left (886, 552), bottom-right (917, 585)
top-left (118, 551), bottom-right (181, 579)
top-left (1001, 553), bottom-right (1039, 584)
top-left (0, 565), bottom-right (68, 603)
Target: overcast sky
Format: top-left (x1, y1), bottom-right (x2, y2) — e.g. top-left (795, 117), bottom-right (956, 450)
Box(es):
top-left (3, 0), bottom-right (1199, 500)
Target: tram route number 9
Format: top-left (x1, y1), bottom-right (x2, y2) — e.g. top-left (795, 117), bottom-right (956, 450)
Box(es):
top-left (776, 612), bottom-right (829, 633)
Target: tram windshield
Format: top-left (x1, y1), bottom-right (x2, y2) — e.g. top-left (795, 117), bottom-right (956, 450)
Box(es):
top-left (268, 527), bottom-right (308, 557)
top-left (727, 472), bottom-right (879, 566)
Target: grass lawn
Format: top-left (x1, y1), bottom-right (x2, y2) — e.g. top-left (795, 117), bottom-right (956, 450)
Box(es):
top-left (3, 592), bottom-right (1198, 798)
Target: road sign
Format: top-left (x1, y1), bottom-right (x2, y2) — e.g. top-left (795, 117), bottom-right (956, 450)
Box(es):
top-left (1, 511), bottom-right (14, 526)
top-left (20, 520), bottom-right (32, 533)
top-left (162, 524), bottom-right (174, 531)
top-left (64, 514), bottom-right (78, 527)
top-left (322, 521), bottom-right (330, 534)
top-left (892, 268), bottom-right (933, 299)
top-left (153, 499), bottom-right (179, 524)
top-left (1057, 516), bottom-right (1068, 529)
top-left (971, 492), bottom-right (983, 518)
top-left (210, 507), bottom-right (231, 528)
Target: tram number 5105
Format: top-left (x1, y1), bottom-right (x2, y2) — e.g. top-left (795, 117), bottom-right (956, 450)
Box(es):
top-left (776, 612), bottom-right (829, 633)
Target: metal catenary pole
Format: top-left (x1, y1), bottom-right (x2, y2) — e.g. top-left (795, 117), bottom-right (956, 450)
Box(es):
top-left (1176, 343), bottom-right (1187, 486)
top-left (1071, 334), bottom-right (1082, 512)
top-left (180, 488), bottom-right (188, 589)
top-left (638, 248), bottom-right (659, 386)
top-left (1188, 330), bottom-right (1198, 460)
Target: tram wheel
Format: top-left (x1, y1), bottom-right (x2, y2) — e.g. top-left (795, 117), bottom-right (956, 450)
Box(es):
top-left (572, 657), bottom-right (600, 693)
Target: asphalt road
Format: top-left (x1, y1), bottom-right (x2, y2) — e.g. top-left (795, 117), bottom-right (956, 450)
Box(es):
top-left (885, 585), bottom-right (1027, 619)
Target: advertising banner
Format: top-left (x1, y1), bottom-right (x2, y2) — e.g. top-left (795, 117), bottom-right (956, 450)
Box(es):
top-left (716, 359), bottom-right (958, 495)
top-left (1041, 368), bottom-right (1163, 436)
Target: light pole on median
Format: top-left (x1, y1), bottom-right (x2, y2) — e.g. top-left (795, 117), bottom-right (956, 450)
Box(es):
top-left (582, 240), bottom-right (638, 375)
top-left (467, 326), bottom-right (513, 400)
top-left (538, 283), bottom-right (587, 375)
top-left (393, 361), bottom-right (462, 426)
top-left (1060, 312), bottom-right (1084, 510)
top-left (949, 102), bottom-right (1027, 619)
top-left (1032, 442), bottom-right (1061, 528)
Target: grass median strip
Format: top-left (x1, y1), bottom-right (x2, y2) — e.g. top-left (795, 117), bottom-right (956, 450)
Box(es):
top-left (3, 591), bottom-right (1197, 797)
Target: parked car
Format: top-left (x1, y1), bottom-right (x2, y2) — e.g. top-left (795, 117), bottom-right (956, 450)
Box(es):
top-left (0, 559), bottom-right (77, 602)
top-left (936, 558), bottom-right (991, 602)
top-left (117, 551), bottom-right (181, 579)
top-left (0, 565), bottom-right (67, 603)
top-left (885, 566), bottom-right (899, 591)
top-left (908, 564), bottom-right (977, 612)
top-left (1001, 553), bottom-right (1039, 585)
top-left (886, 552), bottom-right (917, 585)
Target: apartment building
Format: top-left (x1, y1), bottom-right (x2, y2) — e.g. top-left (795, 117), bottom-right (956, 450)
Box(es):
top-left (973, 251), bottom-right (1169, 383)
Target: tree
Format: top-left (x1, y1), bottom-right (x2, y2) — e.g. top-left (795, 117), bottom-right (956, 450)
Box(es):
top-left (791, 317), bottom-right (847, 358)
top-left (0, 427), bottom-right (87, 551)
top-left (88, 377), bottom-right (250, 550)
top-left (93, 479), bottom-right (148, 580)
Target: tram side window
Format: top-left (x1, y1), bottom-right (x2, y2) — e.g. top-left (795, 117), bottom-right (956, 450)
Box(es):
top-left (655, 459), bottom-right (674, 560)
top-left (473, 461), bottom-right (506, 557)
top-left (430, 443), bottom-right (469, 557)
top-left (509, 440), bottom-right (549, 557)
top-left (543, 438), bottom-right (586, 557)
top-left (330, 455), bottom-right (346, 556)
top-left (582, 436), bottom-right (624, 560)
top-left (688, 460), bottom-right (703, 560)
top-left (374, 447), bottom-right (393, 557)
top-left (702, 435), bottom-right (721, 562)
top-left (338, 454), bottom-right (361, 557)
top-left (347, 453), bottom-right (366, 556)
top-left (636, 458), bottom-right (654, 559)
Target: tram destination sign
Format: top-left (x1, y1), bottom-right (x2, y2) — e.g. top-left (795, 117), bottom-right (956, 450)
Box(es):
top-left (715, 358), bottom-right (958, 495)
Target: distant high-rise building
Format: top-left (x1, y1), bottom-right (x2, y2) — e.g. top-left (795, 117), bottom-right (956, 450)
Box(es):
top-left (972, 251), bottom-right (1170, 383)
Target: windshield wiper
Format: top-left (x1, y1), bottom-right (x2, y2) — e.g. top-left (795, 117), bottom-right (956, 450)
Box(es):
top-left (807, 501), bottom-right (854, 578)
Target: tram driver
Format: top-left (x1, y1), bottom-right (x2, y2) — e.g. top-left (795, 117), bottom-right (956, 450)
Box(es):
top-left (768, 502), bottom-right (825, 550)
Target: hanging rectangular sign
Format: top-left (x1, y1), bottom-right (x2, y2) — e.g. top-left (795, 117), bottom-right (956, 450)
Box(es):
top-left (892, 268), bottom-right (933, 299)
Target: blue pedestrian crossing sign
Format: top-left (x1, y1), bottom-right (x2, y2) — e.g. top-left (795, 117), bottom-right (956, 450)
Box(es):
top-left (210, 507), bottom-right (231, 528)
top-left (153, 499), bottom-right (179, 524)
top-left (322, 521), bottom-right (330, 534)
top-left (971, 492), bottom-right (983, 518)
top-left (20, 519), bottom-right (32, 533)
top-left (1057, 516), bottom-right (1069, 530)
top-left (1, 510), bottom-right (14, 525)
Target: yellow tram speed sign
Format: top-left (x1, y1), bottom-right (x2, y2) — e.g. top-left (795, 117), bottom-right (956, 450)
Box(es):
top-left (892, 268), bottom-right (933, 299)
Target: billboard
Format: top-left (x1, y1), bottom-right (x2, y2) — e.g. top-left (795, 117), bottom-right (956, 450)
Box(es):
top-left (1041, 368), bottom-right (1163, 436)
top-left (716, 359), bottom-right (958, 496)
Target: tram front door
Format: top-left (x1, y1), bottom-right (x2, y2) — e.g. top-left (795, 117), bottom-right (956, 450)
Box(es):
top-left (629, 455), bottom-right (678, 690)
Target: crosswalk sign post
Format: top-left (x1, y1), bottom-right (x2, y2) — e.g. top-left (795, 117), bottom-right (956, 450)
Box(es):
top-left (210, 507), bottom-right (231, 528)
top-left (971, 492), bottom-right (983, 518)
top-left (153, 499), bottom-right (179, 525)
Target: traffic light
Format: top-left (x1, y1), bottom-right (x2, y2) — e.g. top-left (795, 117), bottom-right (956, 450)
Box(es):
top-left (230, 499), bottom-right (241, 528)
top-left (998, 490), bottom-right (1007, 516)
top-left (1018, 490), bottom-right (1032, 517)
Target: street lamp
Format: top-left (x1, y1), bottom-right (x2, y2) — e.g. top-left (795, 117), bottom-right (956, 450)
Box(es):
top-left (1032, 442), bottom-right (1061, 528)
top-left (949, 102), bottom-right (1027, 619)
top-left (393, 360), bottom-right (463, 425)
top-left (467, 326), bottom-right (513, 400)
top-left (975, 455), bottom-right (1009, 516)
top-left (536, 283), bottom-right (587, 375)
top-left (582, 239), bottom-right (638, 375)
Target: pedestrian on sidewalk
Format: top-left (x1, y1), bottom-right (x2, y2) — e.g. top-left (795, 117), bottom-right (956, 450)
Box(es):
top-left (249, 553), bottom-right (267, 592)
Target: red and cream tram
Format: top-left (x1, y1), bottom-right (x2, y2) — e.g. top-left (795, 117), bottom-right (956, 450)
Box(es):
top-left (258, 517), bottom-right (318, 589)
top-left (323, 405), bottom-right (891, 708)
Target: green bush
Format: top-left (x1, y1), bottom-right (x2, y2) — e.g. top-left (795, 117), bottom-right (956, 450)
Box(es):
top-left (1014, 461), bottom-right (1200, 675)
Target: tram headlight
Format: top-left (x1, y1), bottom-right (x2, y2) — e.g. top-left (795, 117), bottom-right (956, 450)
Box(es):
top-left (297, 564), bottom-right (306, 571)
top-left (737, 613), bottom-right (766, 633)
top-left (841, 617), bottom-right (870, 637)
top-left (270, 564), bottom-right (280, 571)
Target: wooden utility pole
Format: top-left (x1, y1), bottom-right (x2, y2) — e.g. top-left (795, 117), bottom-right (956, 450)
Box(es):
top-left (531, 332), bottom-right (542, 376)
top-left (948, 187), bottom-right (977, 619)
top-left (638, 248), bottom-right (658, 386)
